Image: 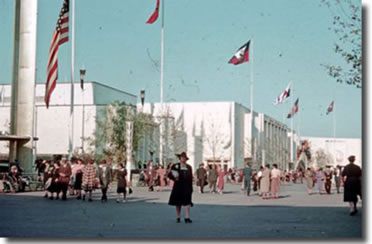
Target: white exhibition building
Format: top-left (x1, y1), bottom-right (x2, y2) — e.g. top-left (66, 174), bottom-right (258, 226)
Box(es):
top-left (0, 82), bottom-right (361, 171)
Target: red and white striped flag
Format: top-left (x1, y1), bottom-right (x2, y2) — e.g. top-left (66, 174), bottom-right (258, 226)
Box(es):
top-left (45, 0), bottom-right (69, 108)
top-left (146, 0), bottom-right (160, 24)
top-left (287, 98), bottom-right (299, 119)
top-left (274, 83), bottom-right (291, 105)
top-left (228, 40), bottom-right (250, 65)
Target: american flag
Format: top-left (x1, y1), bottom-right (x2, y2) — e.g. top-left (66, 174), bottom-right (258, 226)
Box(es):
top-left (287, 98), bottom-right (299, 119)
top-left (45, 0), bottom-right (69, 108)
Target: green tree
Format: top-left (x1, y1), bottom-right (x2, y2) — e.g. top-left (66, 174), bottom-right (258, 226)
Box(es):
top-left (314, 148), bottom-right (331, 169)
top-left (320, 0), bottom-right (361, 88)
top-left (87, 101), bottom-right (155, 165)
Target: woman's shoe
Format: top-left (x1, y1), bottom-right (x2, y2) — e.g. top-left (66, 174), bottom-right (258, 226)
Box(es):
top-left (82, 195), bottom-right (86, 201)
top-left (350, 209), bottom-right (358, 216)
top-left (184, 218), bottom-right (192, 223)
top-left (176, 218), bottom-right (180, 223)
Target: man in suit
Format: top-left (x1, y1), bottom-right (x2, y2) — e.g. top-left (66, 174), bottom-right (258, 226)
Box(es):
top-left (98, 160), bottom-right (112, 202)
top-left (195, 163), bottom-right (207, 193)
top-left (334, 165), bottom-right (342, 194)
top-left (242, 162), bottom-right (253, 196)
top-left (208, 164), bottom-right (218, 194)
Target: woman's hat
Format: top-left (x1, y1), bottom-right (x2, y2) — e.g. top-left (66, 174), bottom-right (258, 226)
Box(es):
top-left (176, 152), bottom-right (189, 160)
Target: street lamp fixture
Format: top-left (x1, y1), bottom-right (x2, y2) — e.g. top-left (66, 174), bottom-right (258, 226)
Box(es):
top-left (80, 68), bottom-right (86, 90)
top-left (140, 90), bottom-right (145, 107)
top-left (80, 67), bottom-right (86, 154)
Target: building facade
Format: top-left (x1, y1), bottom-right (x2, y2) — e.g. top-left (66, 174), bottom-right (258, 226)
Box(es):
top-left (136, 102), bottom-right (294, 171)
top-left (0, 82), bottom-right (136, 159)
top-left (299, 136), bottom-right (362, 168)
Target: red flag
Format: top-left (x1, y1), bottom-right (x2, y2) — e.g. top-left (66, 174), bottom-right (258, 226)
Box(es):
top-left (45, 0), bottom-right (69, 108)
top-left (146, 0), bottom-right (160, 24)
top-left (228, 41), bottom-right (250, 65)
top-left (326, 101), bottom-right (334, 115)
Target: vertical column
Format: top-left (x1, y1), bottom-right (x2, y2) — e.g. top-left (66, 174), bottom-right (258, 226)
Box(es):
top-left (10, 0), bottom-right (38, 174)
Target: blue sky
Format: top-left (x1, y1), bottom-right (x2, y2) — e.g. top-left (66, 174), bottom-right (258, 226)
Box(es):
top-left (0, 0), bottom-right (362, 138)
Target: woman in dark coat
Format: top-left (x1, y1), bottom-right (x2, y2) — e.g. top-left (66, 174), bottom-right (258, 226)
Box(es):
top-left (48, 161), bottom-right (60, 200)
top-left (342, 155), bottom-right (362, 216)
top-left (168, 152), bottom-right (193, 223)
top-left (116, 163), bottom-right (127, 203)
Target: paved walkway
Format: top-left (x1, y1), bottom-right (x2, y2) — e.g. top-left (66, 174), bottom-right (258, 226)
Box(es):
top-left (0, 182), bottom-right (362, 239)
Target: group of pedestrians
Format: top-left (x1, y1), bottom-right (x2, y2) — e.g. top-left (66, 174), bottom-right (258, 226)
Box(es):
top-left (39, 157), bottom-right (129, 203)
top-left (304, 164), bottom-right (346, 195)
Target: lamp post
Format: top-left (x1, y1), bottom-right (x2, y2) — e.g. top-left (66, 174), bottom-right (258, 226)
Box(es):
top-left (80, 68), bottom-right (86, 154)
top-left (140, 90), bottom-right (145, 107)
top-left (140, 89), bottom-right (146, 166)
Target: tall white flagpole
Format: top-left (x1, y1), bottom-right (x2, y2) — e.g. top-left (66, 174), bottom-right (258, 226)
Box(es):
top-left (69, 0), bottom-right (75, 159)
top-left (250, 38), bottom-right (256, 165)
top-left (290, 82), bottom-right (294, 170)
top-left (333, 100), bottom-right (336, 164)
top-left (159, 0), bottom-right (165, 166)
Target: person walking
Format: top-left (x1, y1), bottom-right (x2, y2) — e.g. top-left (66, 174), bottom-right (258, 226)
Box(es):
top-left (156, 165), bottom-right (166, 192)
top-left (98, 160), bottom-right (112, 203)
top-left (208, 164), bottom-right (218, 194)
top-left (48, 161), bottom-right (60, 200)
top-left (242, 163), bottom-right (253, 196)
top-left (82, 159), bottom-right (96, 202)
top-left (324, 166), bottom-right (333, 194)
top-left (68, 157), bottom-right (77, 196)
top-left (251, 170), bottom-right (258, 193)
top-left (73, 158), bottom-right (85, 200)
top-left (270, 164), bottom-right (281, 199)
top-left (342, 155), bottom-right (362, 216)
top-left (195, 163), bottom-right (207, 193)
top-left (217, 164), bottom-right (225, 195)
top-left (146, 161), bottom-right (156, 192)
top-left (316, 168), bottom-right (325, 194)
top-left (168, 152), bottom-right (194, 223)
top-left (42, 160), bottom-right (51, 198)
top-left (334, 165), bottom-right (342, 194)
top-left (260, 164), bottom-right (271, 199)
top-left (304, 167), bottom-right (314, 195)
top-left (257, 166), bottom-right (264, 196)
top-left (58, 157), bottom-right (72, 201)
top-left (116, 163), bottom-right (128, 203)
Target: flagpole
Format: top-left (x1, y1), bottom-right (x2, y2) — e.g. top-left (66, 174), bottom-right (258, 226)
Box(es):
top-left (333, 100), bottom-right (336, 165)
top-left (69, 0), bottom-right (75, 160)
top-left (159, 0), bottom-right (165, 166)
top-left (290, 82), bottom-right (293, 171)
top-left (250, 38), bottom-right (256, 165)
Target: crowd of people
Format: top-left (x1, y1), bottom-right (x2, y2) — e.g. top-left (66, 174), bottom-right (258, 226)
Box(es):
top-left (33, 156), bottom-right (130, 203)
top-left (0, 152), bottom-right (362, 220)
